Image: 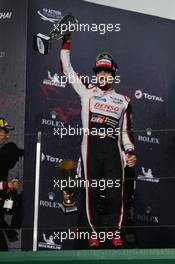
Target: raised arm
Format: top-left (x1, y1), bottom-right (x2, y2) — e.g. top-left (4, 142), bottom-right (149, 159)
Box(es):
top-left (60, 36), bottom-right (88, 97)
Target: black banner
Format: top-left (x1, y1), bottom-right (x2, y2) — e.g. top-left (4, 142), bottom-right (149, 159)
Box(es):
top-left (23, 0), bottom-right (175, 250)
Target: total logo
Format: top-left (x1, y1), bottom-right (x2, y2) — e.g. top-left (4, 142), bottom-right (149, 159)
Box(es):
top-left (41, 152), bottom-right (63, 164)
top-left (135, 90), bottom-right (164, 103)
top-left (137, 206), bottom-right (159, 223)
top-left (94, 103), bottom-right (119, 112)
top-left (43, 71), bottom-right (67, 88)
top-left (137, 167), bottom-right (159, 183)
top-left (40, 192), bottom-right (61, 209)
top-left (0, 12), bottom-right (12, 20)
top-left (38, 232), bottom-right (62, 250)
top-left (138, 128), bottom-right (160, 144)
top-left (37, 8), bottom-right (62, 23)
top-left (41, 111), bottom-right (65, 128)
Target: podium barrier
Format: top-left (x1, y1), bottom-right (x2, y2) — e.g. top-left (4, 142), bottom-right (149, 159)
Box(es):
top-left (1, 249), bottom-right (175, 264)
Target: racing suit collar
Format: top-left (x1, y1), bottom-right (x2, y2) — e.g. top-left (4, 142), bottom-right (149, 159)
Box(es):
top-left (97, 87), bottom-right (115, 95)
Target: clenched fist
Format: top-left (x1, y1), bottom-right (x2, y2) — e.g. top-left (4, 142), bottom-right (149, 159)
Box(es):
top-left (126, 154), bottom-right (137, 167)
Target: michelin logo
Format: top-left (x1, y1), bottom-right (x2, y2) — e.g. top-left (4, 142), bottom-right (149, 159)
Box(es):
top-left (43, 71), bottom-right (67, 88)
top-left (137, 167), bottom-right (159, 183)
top-left (38, 233), bottom-right (62, 250)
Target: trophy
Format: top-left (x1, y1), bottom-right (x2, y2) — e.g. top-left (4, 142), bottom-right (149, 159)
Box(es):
top-left (33, 14), bottom-right (78, 55)
top-left (58, 159), bottom-right (78, 213)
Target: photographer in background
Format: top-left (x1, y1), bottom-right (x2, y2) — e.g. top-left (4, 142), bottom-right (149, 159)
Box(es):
top-left (0, 117), bottom-right (23, 251)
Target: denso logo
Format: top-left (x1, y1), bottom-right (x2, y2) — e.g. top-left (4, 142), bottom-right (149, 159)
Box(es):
top-left (94, 103), bottom-right (119, 112)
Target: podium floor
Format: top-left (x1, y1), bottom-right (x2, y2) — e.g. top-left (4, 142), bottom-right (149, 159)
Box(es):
top-left (1, 249), bottom-right (175, 264)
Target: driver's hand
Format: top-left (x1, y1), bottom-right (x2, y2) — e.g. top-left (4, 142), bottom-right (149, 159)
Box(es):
top-left (126, 154), bottom-right (137, 167)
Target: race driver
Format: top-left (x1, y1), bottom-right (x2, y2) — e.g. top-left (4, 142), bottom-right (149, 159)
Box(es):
top-left (60, 33), bottom-right (136, 248)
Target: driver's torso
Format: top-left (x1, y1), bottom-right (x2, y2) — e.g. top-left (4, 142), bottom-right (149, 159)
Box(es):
top-left (81, 86), bottom-right (129, 139)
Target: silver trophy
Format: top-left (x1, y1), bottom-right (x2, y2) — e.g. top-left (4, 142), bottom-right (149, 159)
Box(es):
top-left (33, 14), bottom-right (78, 55)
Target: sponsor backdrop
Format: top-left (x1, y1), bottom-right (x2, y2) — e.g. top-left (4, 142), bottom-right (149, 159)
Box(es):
top-left (22, 0), bottom-right (175, 250)
top-left (0, 0), bottom-right (27, 250)
top-left (0, 0), bottom-right (27, 144)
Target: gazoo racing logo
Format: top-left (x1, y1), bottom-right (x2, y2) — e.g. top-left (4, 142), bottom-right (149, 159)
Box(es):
top-left (91, 114), bottom-right (105, 124)
top-left (135, 90), bottom-right (164, 103)
top-left (94, 103), bottom-right (119, 113)
top-left (37, 8), bottom-right (62, 23)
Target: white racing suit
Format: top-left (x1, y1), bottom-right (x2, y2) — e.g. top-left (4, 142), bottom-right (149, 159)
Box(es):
top-left (60, 41), bottom-right (135, 239)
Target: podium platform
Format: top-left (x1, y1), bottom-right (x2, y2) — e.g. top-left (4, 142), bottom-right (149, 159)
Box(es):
top-left (1, 249), bottom-right (175, 264)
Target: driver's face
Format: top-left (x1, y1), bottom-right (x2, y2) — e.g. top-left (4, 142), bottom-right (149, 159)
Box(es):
top-left (0, 128), bottom-right (9, 144)
top-left (96, 71), bottom-right (113, 87)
